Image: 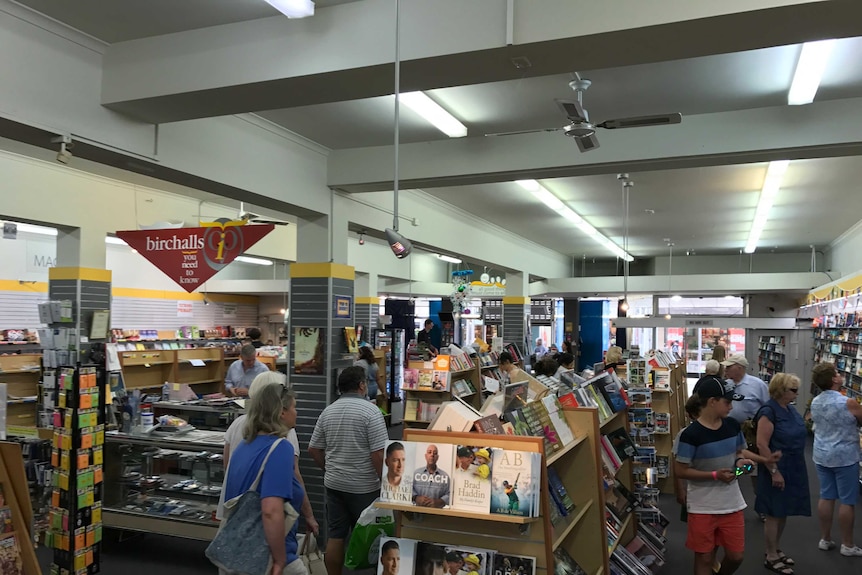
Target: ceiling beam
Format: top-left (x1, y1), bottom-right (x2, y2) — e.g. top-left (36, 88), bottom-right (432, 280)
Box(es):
top-left (100, 0), bottom-right (852, 123)
top-left (327, 97), bottom-right (862, 191)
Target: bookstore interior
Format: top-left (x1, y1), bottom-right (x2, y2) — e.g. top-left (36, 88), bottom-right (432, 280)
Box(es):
top-left (2, 2), bottom-right (862, 574)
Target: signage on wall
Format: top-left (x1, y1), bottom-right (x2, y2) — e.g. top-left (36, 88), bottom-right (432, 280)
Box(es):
top-left (177, 301), bottom-right (194, 317)
top-left (117, 221), bottom-right (274, 293)
top-left (685, 319), bottom-right (714, 326)
top-left (333, 295), bottom-right (352, 319)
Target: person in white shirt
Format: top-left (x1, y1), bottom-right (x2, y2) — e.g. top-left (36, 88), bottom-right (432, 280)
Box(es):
top-left (533, 338), bottom-right (549, 359)
top-left (218, 371), bottom-right (318, 536)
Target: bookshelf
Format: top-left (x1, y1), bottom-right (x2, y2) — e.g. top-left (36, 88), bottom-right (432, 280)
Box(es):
top-left (650, 363), bottom-right (687, 495)
top-left (757, 335), bottom-right (786, 383)
top-left (0, 354), bottom-right (42, 433)
top-left (387, 407), bottom-right (614, 575)
top-left (402, 355), bottom-right (483, 428)
top-left (813, 326), bottom-right (862, 399)
top-left (119, 348), bottom-right (226, 394)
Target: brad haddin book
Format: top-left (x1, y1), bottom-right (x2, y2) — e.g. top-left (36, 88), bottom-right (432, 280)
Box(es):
top-left (380, 441), bottom-right (416, 504)
top-left (451, 445), bottom-right (493, 513)
top-left (411, 442), bottom-right (454, 508)
top-left (489, 448), bottom-right (541, 517)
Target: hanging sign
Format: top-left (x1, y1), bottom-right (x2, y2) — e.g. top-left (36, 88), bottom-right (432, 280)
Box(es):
top-left (117, 221), bottom-right (274, 293)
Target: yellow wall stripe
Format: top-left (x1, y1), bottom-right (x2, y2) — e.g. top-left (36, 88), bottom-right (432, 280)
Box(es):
top-left (49, 267), bottom-right (112, 282)
top-left (355, 296), bottom-right (380, 305)
top-left (503, 296), bottom-right (531, 305)
top-left (0, 280), bottom-right (48, 293)
top-left (112, 287), bottom-right (259, 305)
top-left (290, 263), bottom-right (355, 281)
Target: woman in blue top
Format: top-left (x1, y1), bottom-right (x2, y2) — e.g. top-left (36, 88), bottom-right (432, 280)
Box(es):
top-left (754, 373), bottom-right (809, 574)
top-left (810, 362), bottom-right (862, 558)
top-left (223, 384), bottom-right (307, 575)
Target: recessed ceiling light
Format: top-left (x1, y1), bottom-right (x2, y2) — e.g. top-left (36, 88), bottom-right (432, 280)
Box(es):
top-left (400, 92), bottom-right (467, 138)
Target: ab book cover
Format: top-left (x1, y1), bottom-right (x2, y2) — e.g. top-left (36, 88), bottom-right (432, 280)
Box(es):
top-left (380, 441), bottom-right (416, 505)
top-left (489, 448), bottom-right (540, 517)
top-left (450, 445), bottom-right (493, 513)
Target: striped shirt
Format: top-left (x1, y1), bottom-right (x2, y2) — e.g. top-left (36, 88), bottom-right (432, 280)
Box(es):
top-left (309, 393), bottom-right (388, 493)
top-left (674, 418), bottom-right (746, 514)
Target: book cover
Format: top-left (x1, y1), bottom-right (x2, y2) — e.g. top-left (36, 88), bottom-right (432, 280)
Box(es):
top-left (404, 399), bottom-right (419, 421)
top-left (542, 394), bottom-right (576, 445)
top-left (444, 546), bottom-right (495, 575)
top-left (378, 538), bottom-right (417, 575)
top-left (0, 535), bottom-right (23, 575)
top-left (472, 415), bottom-right (505, 435)
top-left (428, 401), bottom-right (480, 432)
top-left (380, 441), bottom-right (416, 505)
top-left (411, 442), bottom-right (454, 508)
top-left (521, 401), bottom-right (560, 457)
top-left (490, 448), bottom-right (540, 517)
top-left (605, 428), bottom-right (638, 461)
top-left (503, 382), bottom-right (529, 412)
top-left (654, 413), bottom-right (670, 434)
top-left (293, 327), bottom-right (325, 375)
top-left (403, 369), bottom-right (420, 390)
top-left (492, 553), bottom-right (536, 575)
top-left (451, 445), bottom-right (493, 513)
top-left (434, 354), bottom-right (451, 372)
top-left (344, 327), bottom-right (358, 353)
top-left (546, 467), bottom-right (575, 513)
top-left (552, 548), bottom-right (587, 575)
top-left (415, 543), bottom-right (447, 575)
top-left (0, 506), bottom-right (11, 533)
top-left (431, 370), bottom-right (450, 391)
top-left (418, 371), bottom-right (434, 390)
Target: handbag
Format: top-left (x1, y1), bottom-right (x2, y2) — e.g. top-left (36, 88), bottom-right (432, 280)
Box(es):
top-left (206, 437), bottom-right (300, 575)
top-left (299, 533), bottom-right (326, 575)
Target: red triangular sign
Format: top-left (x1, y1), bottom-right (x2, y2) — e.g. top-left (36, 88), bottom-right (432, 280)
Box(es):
top-left (117, 224), bottom-right (275, 292)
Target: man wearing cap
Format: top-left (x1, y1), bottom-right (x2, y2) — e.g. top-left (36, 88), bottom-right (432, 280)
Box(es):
top-left (722, 353), bottom-right (770, 520)
top-left (674, 375), bottom-right (769, 575)
top-left (722, 354), bottom-right (769, 425)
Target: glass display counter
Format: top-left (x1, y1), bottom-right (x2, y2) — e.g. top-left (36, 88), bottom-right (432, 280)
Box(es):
top-left (103, 430), bottom-right (225, 541)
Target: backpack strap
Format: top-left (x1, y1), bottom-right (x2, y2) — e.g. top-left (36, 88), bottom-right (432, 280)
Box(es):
top-left (250, 437), bottom-right (285, 492)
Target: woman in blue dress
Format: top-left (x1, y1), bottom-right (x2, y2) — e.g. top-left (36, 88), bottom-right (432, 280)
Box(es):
top-left (754, 373), bottom-right (810, 575)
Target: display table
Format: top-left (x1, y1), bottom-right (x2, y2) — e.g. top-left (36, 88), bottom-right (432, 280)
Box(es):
top-left (152, 400), bottom-right (244, 431)
top-left (103, 430), bottom-right (225, 541)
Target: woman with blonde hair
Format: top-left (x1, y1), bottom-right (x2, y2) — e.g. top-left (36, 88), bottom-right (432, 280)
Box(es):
top-left (754, 373), bottom-right (810, 574)
top-left (711, 345), bottom-right (727, 379)
top-left (222, 383), bottom-right (308, 575)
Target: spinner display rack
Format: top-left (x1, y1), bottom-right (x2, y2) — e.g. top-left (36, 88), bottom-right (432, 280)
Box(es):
top-left (47, 364), bottom-right (106, 575)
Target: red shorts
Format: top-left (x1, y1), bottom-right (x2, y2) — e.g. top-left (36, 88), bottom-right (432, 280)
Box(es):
top-left (686, 510), bottom-right (745, 554)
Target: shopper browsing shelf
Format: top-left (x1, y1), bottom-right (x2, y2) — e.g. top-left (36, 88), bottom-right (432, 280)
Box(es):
top-left (354, 345), bottom-right (386, 402)
top-left (673, 375), bottom-right (779, 575)
top-left (533, 338), bottom-right (548, 359)
top-left (554, 353), bottom-right (575, 378)
top-left (221, 383), bottom-right (306, 575)
top-left (497, 351), bottom-right (522, 385)
top-left (308, 366), bottom-right (388, 575)
top-left (809, 362), bottom-right (862, 557)
top-left (218, 371), bottom-right (317, 535)
top-left (225, 344), bottom-right (269, 397)
top-left (754, 373), bottom-right (810, 574)
top-left (417, 319), bottom-right (439, 356)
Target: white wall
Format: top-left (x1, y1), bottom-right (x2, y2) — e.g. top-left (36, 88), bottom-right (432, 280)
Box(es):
top-left (651, 252), bottom-right (818, 275)
top-left (826, 221), bottom-right (862, 280)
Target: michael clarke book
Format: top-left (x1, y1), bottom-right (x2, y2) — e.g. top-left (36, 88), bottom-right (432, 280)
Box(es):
top-left (489, 448), bottom-right (541, 517)
top-left (380, 441), bottom-right (417, 504)
top-left (450, 445), bottom-right (493, 513)
top-left (378, 538), bottom-right (417, 575)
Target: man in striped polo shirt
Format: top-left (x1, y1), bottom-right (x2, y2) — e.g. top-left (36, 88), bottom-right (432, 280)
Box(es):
top-left (309, 366), bottom-right (388, 575)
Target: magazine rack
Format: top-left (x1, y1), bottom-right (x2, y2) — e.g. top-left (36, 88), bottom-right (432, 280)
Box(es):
top-left (380, 407), bottom-right (614, 575)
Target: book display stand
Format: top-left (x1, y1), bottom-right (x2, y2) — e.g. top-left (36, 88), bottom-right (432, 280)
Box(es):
top-left (46, 364), bottom-right (106, 575)
top-left (380, 406), bottom-right (624, 575)
top-left (0, 441), bottom-right (41, 575)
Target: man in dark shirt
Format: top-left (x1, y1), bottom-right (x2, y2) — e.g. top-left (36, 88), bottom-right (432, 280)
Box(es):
top-left (417, 319), bottom-right (438, 355)
top-left (247, 327), bottom-right (263, 348)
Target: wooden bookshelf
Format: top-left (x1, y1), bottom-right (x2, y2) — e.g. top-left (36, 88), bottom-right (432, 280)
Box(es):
top-left (375, 501), bottom-right (539, 524)
top-left (120, 348), bottom-right (225, 394)
top-left (651, 362), bottom-right (686, 494)
top-left (402, 358), bottom-right (483, 428)
top-left (0, 354), bottom-right (42, 431)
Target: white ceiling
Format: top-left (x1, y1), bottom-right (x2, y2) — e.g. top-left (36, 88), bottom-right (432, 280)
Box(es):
top-left (9, 1), bottom-right (862, 265)
top-left (420, 155), bottom-right (862, 258)
top-left (12, 0), bottom-right (359, 43)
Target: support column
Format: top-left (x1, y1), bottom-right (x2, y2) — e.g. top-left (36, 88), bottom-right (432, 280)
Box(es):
top-left (288, 262), bottom-right (354, 537)
top-left (47, 268), bottom-right (112, 360)
top-left (502, 271), bottom-right (530, 359)
top-left (355, 272), bottom-right (379, 342)
top-left (56, 226), bottom-right (107, 269)
top-left (563, 297), bottom-right (580, 361)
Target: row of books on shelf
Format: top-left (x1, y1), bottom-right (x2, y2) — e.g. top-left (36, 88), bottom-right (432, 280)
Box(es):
top-left (816, 340), bottom-right (862, 358)
top-left (816, 313), bottom-right (862, 329)
top-left (559, 371), bottom-right (629, 423)
top-left (380, 441), bottom-right (542, 517)
top-left (376, 537), bottom-right (542, 575)
top-left (814, 351), bottom-right (862, 376)
top-left (646, 350), bottom-right (678, 369)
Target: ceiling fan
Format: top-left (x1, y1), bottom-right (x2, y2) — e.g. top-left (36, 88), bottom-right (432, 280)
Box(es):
top-left (486, 75), bottom-right (682, 152)
top-left (201, 202), bottom-right (291, 226)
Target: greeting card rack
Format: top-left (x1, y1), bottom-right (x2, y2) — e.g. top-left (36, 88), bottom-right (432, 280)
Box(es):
top-left (47, 364), bottom-right (106, 575)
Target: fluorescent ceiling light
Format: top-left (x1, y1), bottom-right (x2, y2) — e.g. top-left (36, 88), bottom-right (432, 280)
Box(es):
top-left (436, 254), bottom-right (463, 264)
top-left (671, 295), bottom-right (683, 301)
top-left (104, 236), bottom-right (127, 245)
top-left (264, 0), bottom-right (315, 19)
top-left (744, 160), bottom-right (790, 254)
top-left (1, 221), bottom-right (58, 236)
top-left (400, 92), bottom-right (467, 138)
top-left (788, 39), bottom-right (836, 105)
top-left (235, 255), bottom-right (274, 266)
top-left (517, 181), bottom-right (633, 261)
